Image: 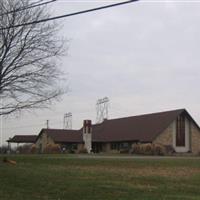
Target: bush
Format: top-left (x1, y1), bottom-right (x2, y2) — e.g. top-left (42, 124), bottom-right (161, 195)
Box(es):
top-left (110, 150), bottom-right (118, 154)
top-left (78, 148), bottom-right (88, 154)
top-left (119, 148), bottom-right (129, 154)
top-left (18, 144), bottom-right (32, 154)
top-left (0, 145), bottom-right (9, 154)
top-left (131, 144), bottom-right (140, 154)
top-left (164, 145), bottom-right (175, 155)
top-left (132, 143), bottom-right (165, 156)
top-left (67, 149), bottom-right (75, 154)
top-left (142, 144), bottom-right (154, 155)
top-left (153, 144), bottom-right (165, 156)
top-left (30, 144), bottom-right (38, 154)
top-left (43, 144), bottom-right (61, 154)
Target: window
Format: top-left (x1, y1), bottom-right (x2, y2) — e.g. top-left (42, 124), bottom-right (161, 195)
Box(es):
top-left (111, 142), bottom-right (131, 150)
top-left (176, 115), bottom-right (185, 147)
top-left (62, 144), bottom-right (78, 150)
top-left (120, 143), bottom-right (129, 149)
top-left (111, 143), bottom-right (120, 150)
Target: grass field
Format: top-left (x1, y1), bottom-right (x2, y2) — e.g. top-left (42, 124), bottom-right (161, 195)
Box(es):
top-left (0, 155), bottom-right (200, 200)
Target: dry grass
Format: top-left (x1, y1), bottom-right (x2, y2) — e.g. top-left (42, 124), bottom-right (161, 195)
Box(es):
top-left (0, 155), bottom-right (200, 200)
top-left (50, 164), bottom-right (200, 178)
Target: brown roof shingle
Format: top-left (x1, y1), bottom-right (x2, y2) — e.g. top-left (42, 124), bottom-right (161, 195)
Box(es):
top-left (39, 129), bottom-right (82, 143)
top-left (7, 135), bottom-right (37, 143)
top-left (34, 109), bottom-right (200, 143)
top-left (92, 109), bottom-right (185, 142)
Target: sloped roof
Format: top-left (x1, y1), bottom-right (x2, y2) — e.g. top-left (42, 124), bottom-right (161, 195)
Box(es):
top-left (38, 129), bottom-right (82, 143)
top-left (92, 109), bottom-right (185, 142)
top-left (35, 109), bottom-right (200, 143)
top-left (7, 135), bottom-right (37, 143)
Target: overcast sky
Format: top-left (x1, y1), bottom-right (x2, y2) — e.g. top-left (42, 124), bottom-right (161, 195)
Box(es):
top-left (1, 0), bottom-right (200, 145)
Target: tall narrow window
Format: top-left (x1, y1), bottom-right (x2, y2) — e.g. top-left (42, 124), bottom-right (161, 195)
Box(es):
top-left (176, 115), bottom-right (185, 146)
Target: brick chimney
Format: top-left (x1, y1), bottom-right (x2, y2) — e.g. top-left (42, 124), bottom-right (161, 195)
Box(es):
top-left (83, 120), bottom-right (92, 153)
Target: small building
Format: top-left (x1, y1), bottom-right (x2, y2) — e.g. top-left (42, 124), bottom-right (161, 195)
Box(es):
top-left (7, 135), bottom-right (37, 144)
top-left (7, 135), bottom-right (37, 151)
top-left (33, 109), bottom-right (200, 155)
top-left (35, 129), bottom-right (82, 153)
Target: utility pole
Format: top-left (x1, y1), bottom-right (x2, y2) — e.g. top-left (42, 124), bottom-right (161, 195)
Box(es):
top-left (63, 112), bottom-right (72, 129)
top-left (96, 97), bottom-right (109, 124)
top-left (46, 120), bottom-right (49, 129)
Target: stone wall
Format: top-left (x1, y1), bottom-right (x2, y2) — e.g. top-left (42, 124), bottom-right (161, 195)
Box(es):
top-left (191, 123), bottom-right (200, 155)
top-left (77, 143), bottom-right (85, 153)
top-left (35, 132), bottom-right (55, 153)
top-left (102, 143), bottom-right (111, 152)
top-left (153, 123), bottom-right (173, 146)
top-left (153, 120), bottom-right (200, 155)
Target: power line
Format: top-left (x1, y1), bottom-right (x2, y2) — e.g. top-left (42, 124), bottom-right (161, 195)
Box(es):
top-left (96, 97), bottom-right (109, 123)
top-left (0, 0), bottom-right (57, 17)
top-left (0, 0), bottom-right (139, 30)
top-left (1, 123), bottom-right (44, 130)
top-left (63, 112), bottom-right (72, 129)
top-left (1, 118), bottom-right (65, 130)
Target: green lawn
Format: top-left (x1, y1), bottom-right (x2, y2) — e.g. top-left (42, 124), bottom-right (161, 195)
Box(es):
top-left (0, 155), bottom-right (200, 200)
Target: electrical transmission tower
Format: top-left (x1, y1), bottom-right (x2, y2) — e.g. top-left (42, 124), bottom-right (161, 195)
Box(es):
top-left (96, 97), bottom-right (109, 124)
top-left (63, 112), bottom-right (72, 129)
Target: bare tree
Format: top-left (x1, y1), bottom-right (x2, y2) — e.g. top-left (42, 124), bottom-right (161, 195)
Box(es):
top-left (0, 0), bottom-right (65, 115)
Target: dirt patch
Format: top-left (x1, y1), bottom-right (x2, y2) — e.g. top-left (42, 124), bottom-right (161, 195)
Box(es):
top-left (71, 165), bottom-right (200, 178)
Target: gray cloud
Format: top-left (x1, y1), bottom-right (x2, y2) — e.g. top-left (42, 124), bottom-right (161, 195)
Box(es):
top-left (2, 1), bottom-right (200, 144)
